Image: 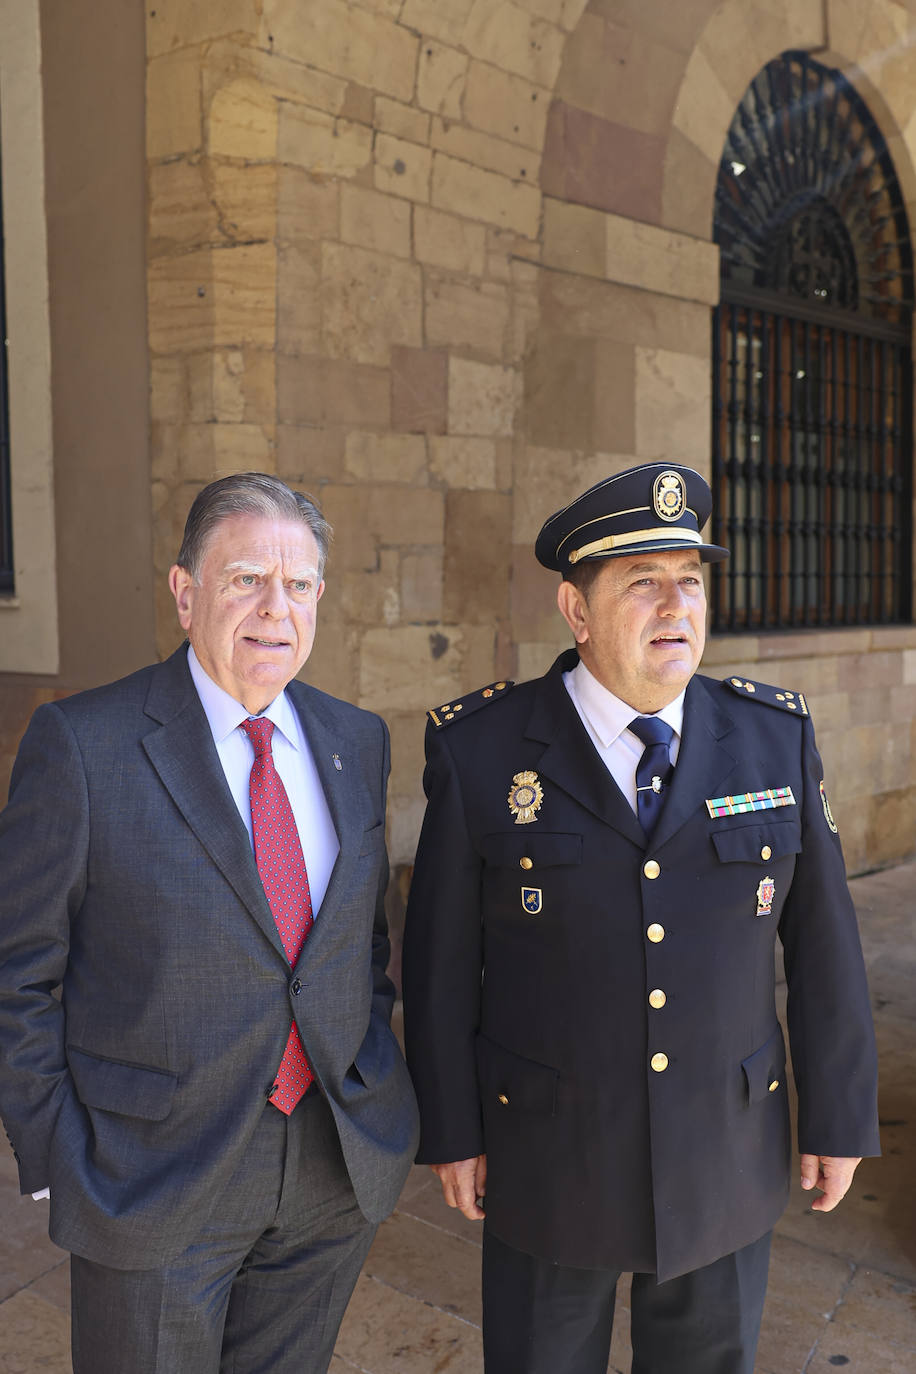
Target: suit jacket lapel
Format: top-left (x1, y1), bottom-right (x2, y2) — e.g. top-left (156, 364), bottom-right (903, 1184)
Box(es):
top-left (141, 647), bottom-right (286, 960)
top-left (651, 675), bottom-right (739, 849)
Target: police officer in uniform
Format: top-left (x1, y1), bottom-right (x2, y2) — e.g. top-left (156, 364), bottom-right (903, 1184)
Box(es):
top-left (402, 462), bottom-right (879, 1374)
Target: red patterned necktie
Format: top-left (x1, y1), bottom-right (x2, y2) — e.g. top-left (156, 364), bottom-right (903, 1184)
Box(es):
top-left (240, 716), bottom-right (314, 1114)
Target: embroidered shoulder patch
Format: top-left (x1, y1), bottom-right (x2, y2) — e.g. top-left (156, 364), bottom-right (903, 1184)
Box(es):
top-left (723, 677), bottom-right (809, 717)
top-left (428, 680), bottom-right (515, 728)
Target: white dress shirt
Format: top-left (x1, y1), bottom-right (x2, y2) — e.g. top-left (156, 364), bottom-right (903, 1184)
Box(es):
top-left (187, 645), bottom-right (339, 913)
top-left (562, 658), bottom-right (685, 815)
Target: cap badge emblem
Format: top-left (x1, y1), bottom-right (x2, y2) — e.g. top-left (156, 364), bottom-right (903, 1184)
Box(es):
top-left (756, 876), bottom-right (775, 917)
top-left (653, 471), bottom-right (685, 522)
top-left (508, 770), bottom-right (544, 825)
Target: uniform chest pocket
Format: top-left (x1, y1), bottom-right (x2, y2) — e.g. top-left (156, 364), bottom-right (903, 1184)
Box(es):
top-left (711, 817), bottom-right (801, 865)
top-left (479, 831), bottom-right (583, 869)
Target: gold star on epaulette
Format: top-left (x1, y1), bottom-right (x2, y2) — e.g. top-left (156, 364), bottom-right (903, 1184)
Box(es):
top-left (428, 680), bottom-right (515, 728)
top-left (723, 676), bottom-right (809, 716)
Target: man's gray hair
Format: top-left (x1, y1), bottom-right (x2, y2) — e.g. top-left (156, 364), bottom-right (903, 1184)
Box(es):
top-left (176, 472), bottom-right (332, 581)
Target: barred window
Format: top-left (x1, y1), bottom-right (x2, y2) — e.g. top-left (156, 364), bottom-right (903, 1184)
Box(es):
top-left (711, 52), bottom-right (913, 632)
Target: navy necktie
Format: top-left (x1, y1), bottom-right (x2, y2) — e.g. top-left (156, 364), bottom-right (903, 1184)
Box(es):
top-left (629, 715), bottom-right (675, 839)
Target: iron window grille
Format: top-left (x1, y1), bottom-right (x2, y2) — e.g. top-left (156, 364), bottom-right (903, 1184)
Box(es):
top-left (712, 51), bottom-right (914, 632)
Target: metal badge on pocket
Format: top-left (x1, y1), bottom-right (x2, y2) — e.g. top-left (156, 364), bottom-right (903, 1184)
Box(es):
top-left (521, 886), bottom-right (542, 914)
top-left (755, 876), bottom-right (775, 917)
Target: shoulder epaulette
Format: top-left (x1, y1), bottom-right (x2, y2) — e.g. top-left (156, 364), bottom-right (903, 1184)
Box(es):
top-left (428, 680), bottom-right (515, 728)
top-left (723, 676), bottom-right (809, 717)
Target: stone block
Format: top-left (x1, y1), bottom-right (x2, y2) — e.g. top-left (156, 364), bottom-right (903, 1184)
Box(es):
top-left (262, 0), bottom-right (419, 101)
top-left (367, 485), bottom-right (445, 547)
top-left (590, 0), bottom-right (713, 55)
top-left (661, 129), bottom-right (718, 240)
top-left (414, 206), bottom-right (487, 276)
top-left (745, 0), bottom-right (827, 56)
top-left (401, 550), bottom-right (444, 622)
top-left (634, 346), bottom-right (710, 465)
top-left (147, 49), bottom-right (202, 159)
top-left (556, 13), bottom-right (684, 139)
top-left (210, 163), bottom-right (278, 244)
top-left (321, 241), bottom-right (423, 366)
top-left (541, 100), bottom-right (664, 223)
top-left (208, 78), bottom-right (277, 161)
top-left (157, 421), bottom-right (274, 483)
top-left (399, 0), bottom-right (477, 46)
top-left (277, 169), bottom-right (339, 244)
top-left (430, 117), bottom-right (540, 184)
top-left (344, 432), bottom-right (428, 485)
top-left (443, 490), bottom-right (511, 624)
top-left (151, 357), bottom-right (186, 424)
top-left (525, 334), bottom-right (635, 452)
top-left (278, 105), bottom-right (373, 179)
top-left (448, 357), bottom-right (520, 437)
top-left (187, 348), bottom-right (276, 426)
top-left (340, 550), bottom-right (401, 628)
top-left (464, 60), bottom-right (550, 150)
top-left (512, 447), bottom-right (631, 543)
top-left (374, 97), bottom-right (431, 146)
top-left (461, 623), bottom-right (501, 692)
top-left (542, 198), bottom-right (607, 279)
top-left (540, 272), bottom-right (710, 356)
top-left (278, 354), bottom-right (390, 428)
top-left (149, 160), bottom-right (219, 256)
top-left (391, 346), bottom-right (448, 435)
top-left (277, 243), bottom-right (322, 356)
top-left (517, 634), bottom-right (568, 682)
top-left (673, 45), bottom-right (740, 166)
top-left (425, 276), bottom-right (510, 360)
top-left (300, 615), bottom-right (359, 703)
top-left (463, 0), bottom-right (565, 87)
top-left (432, 153), bottom-right (540, 237)
top-left (604, 212), bottom-right (719, 305)
top-left (374, 132), bottom-right (433, 204)
top-left (148, 243), bottom-right (277, 354)
top-left (825, 0), bottom-right (873, 65)
top-left (317, 487), bottom-right (377, 572)
top-left (695, 0), bottom-right (761, 107)
top-left (340, 185), bottom-right (412, 259)
top-left (275, 425), bottom-right (346, 485)
top-left (838, 650), bottom-right (904, 691)
top-left (511, 545), bottom-right (565, 641)
top-left (358, 624), bottom-right (463, 712)
top-left (203, 38), bottom-right (349, 117)
top-left (417, 41), bottom-right (468, 119)
top-left (339, 81), bottom-right (375, 126)
top-left (428, 437), bottom-right (497, 490)
top-left (147, 0), bottom-right (259, 58)
top-left (867, 786), bottom-right (916, 868)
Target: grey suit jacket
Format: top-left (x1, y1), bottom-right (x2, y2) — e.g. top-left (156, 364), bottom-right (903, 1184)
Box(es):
top-left (0, 646), bottom-right (418, 1268)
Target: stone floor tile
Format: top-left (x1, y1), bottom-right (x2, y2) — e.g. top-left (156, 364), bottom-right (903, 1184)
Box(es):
top-left (0, 1183), bottom-right (67, 1305)
top-left (334, 1271), bottom-right (483, 1374)
top-left (831, 1267), bottom-right (916, 1349)
top-left (397, 1173), bottom-right (485, 1248)
top-left (24, 1260), bottom-right (70, 1314)
top-left (0, 1290), bottom-right (70, 1373)
top-left (804, 1322), bottom-right (915, 1373)
top-left (365, 1209), bottom-right (483, 1325)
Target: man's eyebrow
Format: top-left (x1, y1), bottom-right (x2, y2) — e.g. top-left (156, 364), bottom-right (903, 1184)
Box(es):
top-left (625, 559), bottom-right (702, 574)
top-left (224, 560), bottom-right (267, 575)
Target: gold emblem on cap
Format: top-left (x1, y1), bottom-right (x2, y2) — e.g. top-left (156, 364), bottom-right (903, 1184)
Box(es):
top-left (508, 771), bottom-right (544, 825)
top-left (653, 470), bottom-right (686, 523)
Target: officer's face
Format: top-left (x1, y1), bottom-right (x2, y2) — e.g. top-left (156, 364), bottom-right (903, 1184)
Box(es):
top-left (169, 513), bottom-right (325, 714)
top-left (557, 551), bottom-right (706, 712)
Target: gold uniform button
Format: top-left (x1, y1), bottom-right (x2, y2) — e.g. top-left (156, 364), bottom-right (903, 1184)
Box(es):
top-left (647, 923), bottom-right (665, 943)
top-left (761, 845), bottom-right (772, 861)
top-left (497, 1093), bottom-right (509, 1105)
top-left (519, 856), bottom-right (533, 871)
top-left (643, 860), bottom-right (660, 880)
top-left (650, 1053), bottom-right (669, 1073)
top-left (648, 989), bottom-right (667, 1009)
top-left (768, 1079), bottom-right (779, 1093)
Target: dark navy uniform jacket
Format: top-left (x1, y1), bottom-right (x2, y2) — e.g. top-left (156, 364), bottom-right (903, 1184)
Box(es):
top-left (402, 649), bottom-right (879, 1282)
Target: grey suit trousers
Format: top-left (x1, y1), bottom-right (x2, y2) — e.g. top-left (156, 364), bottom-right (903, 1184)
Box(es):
top-left (70, 1090), bottom-right (375, 1374)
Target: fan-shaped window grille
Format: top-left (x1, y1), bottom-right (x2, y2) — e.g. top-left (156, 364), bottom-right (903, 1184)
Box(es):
top-left (712, 51), bottom-right (913, 631)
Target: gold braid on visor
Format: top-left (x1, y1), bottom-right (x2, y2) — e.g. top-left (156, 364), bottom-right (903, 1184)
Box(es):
top-left (567, 527), bottom-right (703, 564)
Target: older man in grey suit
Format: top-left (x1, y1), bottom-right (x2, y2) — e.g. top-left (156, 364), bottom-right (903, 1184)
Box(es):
top-left (0, 473), bottom-right (418, 1374)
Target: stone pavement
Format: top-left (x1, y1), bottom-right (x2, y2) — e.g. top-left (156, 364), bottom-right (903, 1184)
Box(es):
top-left (1, 861), bottom-right (914, 1373)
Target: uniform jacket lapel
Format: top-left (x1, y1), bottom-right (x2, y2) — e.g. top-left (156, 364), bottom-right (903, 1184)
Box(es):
top-left (651, 675), bottom-right (739, 850)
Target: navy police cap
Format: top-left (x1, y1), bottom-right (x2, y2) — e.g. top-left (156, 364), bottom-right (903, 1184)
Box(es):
top-left (535, 462), bottom-right (729, 572)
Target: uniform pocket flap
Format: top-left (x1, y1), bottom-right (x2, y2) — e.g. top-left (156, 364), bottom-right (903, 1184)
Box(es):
top-left (479, 831), bottom-right (582, 869)
top-left (67, 1046), bottom-right (178, 1121)
top-left (712, 820), bottom-right (802, 865)
top-left (475, 1033), bottom-right (558, 1116)
top-left (741, 1027), bottom-right (786, 1105)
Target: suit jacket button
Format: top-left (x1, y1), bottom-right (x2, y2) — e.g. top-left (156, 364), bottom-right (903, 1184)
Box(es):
top-left (768, 1079), bottom-right (780, 1092)
top-left (498, 1093), bottom-right (509, 1105)
top-left (291, 978), bottom-right (302, 995)
top-left (647, 923), bottom-right (665, 943)
top-left (648, 988), bottom-right (667, 1009)
top-left (643, 860), bottom-right (660, 879)
top-left (519, 857), bottom-right (533, 870)
top-left (650, 1052), bottom-right (669, 1072)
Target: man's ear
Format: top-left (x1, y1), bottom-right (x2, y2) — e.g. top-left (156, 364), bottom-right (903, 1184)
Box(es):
top-left (557, 580), bottom-right (590, 645)
top-left (169, 564), bottom-right (194, 632)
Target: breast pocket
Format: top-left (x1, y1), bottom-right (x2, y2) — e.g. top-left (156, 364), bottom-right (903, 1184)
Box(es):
top-left (480, 832), bottom-right (583, 920)
top-left (480, 831), bottom-right (583, 869)
top-left (710, 816), bottom-right (802, 866)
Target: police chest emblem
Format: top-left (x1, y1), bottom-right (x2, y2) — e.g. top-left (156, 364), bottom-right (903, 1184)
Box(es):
top-left (508, 771), bottom-right (544, 825)
top-left (653, 470), bottom-right (685, 522)
top-left (521, 887), bottom-right (542, 914)
top-left (820, 780), bottom-right (838, 834)
top-left (756, 876), bottom-right (775, 917)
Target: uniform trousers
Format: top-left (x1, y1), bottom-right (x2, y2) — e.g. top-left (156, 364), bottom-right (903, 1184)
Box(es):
top-left (70, 1087), bottom-right (375, 1374)
top-left (482, 1227), bottom-right (772, 1374)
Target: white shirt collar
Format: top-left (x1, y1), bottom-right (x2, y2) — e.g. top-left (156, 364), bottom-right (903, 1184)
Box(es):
top-left (186, 643), bottom-right (300, 750)
top-left (568, 657), bottom-right (686, 748)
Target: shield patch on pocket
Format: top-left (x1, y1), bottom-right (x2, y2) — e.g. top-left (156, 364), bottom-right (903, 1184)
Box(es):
top-left (521, 886), bottom-right (542, 914)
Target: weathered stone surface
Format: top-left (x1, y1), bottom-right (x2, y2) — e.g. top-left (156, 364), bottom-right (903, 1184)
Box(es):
top-left (147, 0), bottom-right (260, 58)
top-left (344, 431), bottom-right (427, 485)
top-left (340, 550), bottom-right (401, 628)
top-left (262, 0), bottom-right (419, 101)
top-left (358, 625), bottom-right (464, 712)
top-left (463, 0), bottom-right (565, 88)
top-left (464, 62), bottom-right (550, 150)
top-left (430, 117), bottom-right (540, 185)
top-left (151, 357), bottom-right (186, 424)
top-left (322, 242), bottom-right (423, 366)
top-left (425, 277), bottom-right (510, 360)
top-left (417, 40), bottom-right (469, 119)
top-left (148, 243), bottom-right (277, 354)
top-left (414, 207), bottom-right (487, 277)
top-left (391, 346), bottom-right (448, 435)
top-left (428, 437), bottom-right (497, 490)
top-left (188, 348), bottom-right (275, 425)
top-left (541, 101), bottom-right (664, 223)
top-left (604, 211), bottom-right (719, 303)
top-left (277, 169), bottom-right (339, 244)
top-left (443, 491), bottom-right (511, 623)
top-left (634, 346), bottom-right (710, 465)
top-left (278, 105), bottom-right (373, 179)
top-left (432, 153), bottom-right (540, 237)
top-left (660, 127), bottom-right (718, 239)
top-left (278, 354), bottom-right (390, 428)
top-left (278, 242), bottom-right (322, 356)
top-left (149, 160), bottom-right (220, 255)
top-left (541, 197), bottom-right (607, 278)
top-left (374, 132), bottom-right (433, 204)
top-left (512, 447), bottom-right (630, 543)
top-left (208, 77), bottom-right (277, 160)
top-left (539, 272), bottom-right (710, 356)
top-left (555, 12), bottom-right (685, 138)
top-left (448, 358), bottom-right (520, 437)
top-left (154, 420), bottom-right (274, 482)
top-left (340, 185), bottom-right (412, 259)
top-left (673, 44), bottom-right (739, 165)
top-left (374, 96), bottom-right (431, 145)
top-left (400, 0), bottom-right (477, 46)
top-left (401, 550), bottom-right (444, 622)
top-left (276, 425), bottom-right (346, 485)
top-left (210, 163), bottom-right (278, 244)
top-left (147, 50), bottom-right (202, 158)
top-left (510, 545), bottom-right (564, 641)
top-left (525, 333), bottom-right (636, 452)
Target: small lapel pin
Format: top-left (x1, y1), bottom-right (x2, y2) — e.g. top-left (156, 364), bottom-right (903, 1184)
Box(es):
top-left (332, 754), bottom-right (342, 772)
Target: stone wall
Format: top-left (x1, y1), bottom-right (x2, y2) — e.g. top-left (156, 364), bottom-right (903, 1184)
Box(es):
top-left (137, 0), bottom-right (916, 881)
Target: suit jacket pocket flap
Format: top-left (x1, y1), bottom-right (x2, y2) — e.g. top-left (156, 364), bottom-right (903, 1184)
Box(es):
top-left (68, 1046), bottom-right (178, 1121)
top-left (741, 1026), bottom-right (786, 1105)
top-left (712, 819), bottom-right (802, 865)
top-left (480, 832), bottom-right (582, 868)
top-left (475, 1033), bottom-right (558, 1116)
